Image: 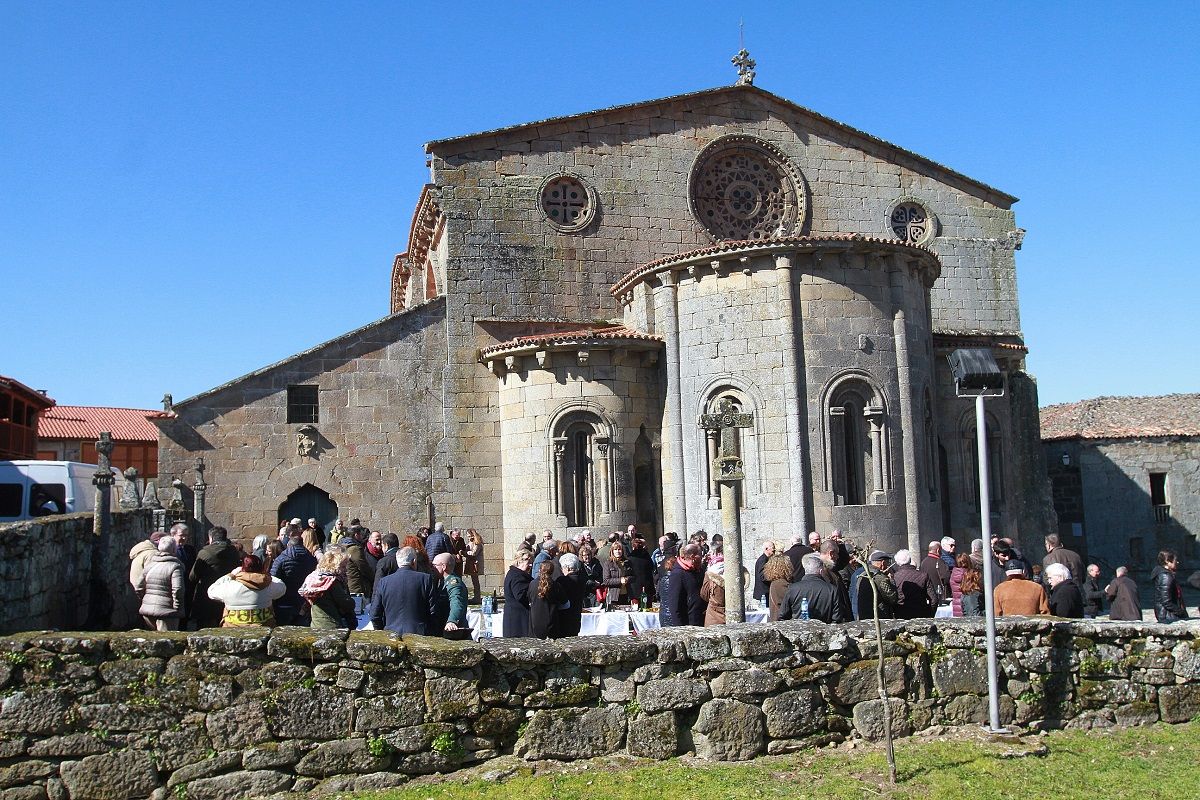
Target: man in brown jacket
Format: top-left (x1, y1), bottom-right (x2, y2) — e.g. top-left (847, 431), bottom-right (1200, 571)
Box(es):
top-left (1043, 533), bottom-right (1085, 587)
top-left (994, 559), bottom-right (1050, 616)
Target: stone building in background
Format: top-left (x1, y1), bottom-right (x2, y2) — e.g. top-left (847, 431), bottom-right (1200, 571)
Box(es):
top-left (157, 77), bottom-right (1055, 590)
top-left (1042, 394), bottom-right (1200, 574)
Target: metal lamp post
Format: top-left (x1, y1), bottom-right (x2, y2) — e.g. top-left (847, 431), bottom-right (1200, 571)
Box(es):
top-left (948, 348), bottom-right (1008, 734)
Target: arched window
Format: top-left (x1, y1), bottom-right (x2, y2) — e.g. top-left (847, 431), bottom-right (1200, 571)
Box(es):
top-left (701, 390), bottom-right (754, 509)
top-left (824, 375), bottom-right (888, 506)
top-left (961, 411), bottom-right (1005, 514)
top-left (551, 409), bottom-right (612, 527)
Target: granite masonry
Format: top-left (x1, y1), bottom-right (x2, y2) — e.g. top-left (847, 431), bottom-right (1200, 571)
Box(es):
top-left (0, 510), bottom-right (153, 635)
top-left (1, 619), bottom-right (1198, 798)
top-left (157, 80), bottom-right (1055, 595)
top-left (1042, 394), bottom-right (1200, 574)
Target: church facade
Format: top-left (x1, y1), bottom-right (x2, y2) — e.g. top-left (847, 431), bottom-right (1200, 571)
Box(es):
top-left (157, 81), bottom-right (1054, 587)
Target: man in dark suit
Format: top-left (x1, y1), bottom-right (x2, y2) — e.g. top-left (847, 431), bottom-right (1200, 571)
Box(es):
top-left (371, 547), bottom-right (437, 635)
top-left (270, 528), bottom-right (317, 625)
top-left (189, 526), bottom-right (240, 628)
top-left (373, 533), bottom-right (401, 586)
top-left (779, 552), bottom-right (851, 623)
top-left (784, 533), bottom-right (814, 581)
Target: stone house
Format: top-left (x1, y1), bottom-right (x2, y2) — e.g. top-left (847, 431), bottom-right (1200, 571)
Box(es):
top-left (1042, 393), bottom-right (1200, 574)
top-left (157, 79), bottom-right (1054, 590)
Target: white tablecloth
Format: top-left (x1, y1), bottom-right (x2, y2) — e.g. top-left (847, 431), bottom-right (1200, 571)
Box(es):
top-left (935, 604), bottom-right (955, 619)
top-left (464, 607), bottom-right (771, 639)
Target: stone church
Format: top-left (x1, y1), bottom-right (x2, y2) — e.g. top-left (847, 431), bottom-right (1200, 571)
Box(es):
top-left (157, 71), bottom-right (1055, 589)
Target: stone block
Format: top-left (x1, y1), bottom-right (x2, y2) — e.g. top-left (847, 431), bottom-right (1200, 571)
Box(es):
top-left (1172, 641), bottom-right (1200, 680)
top-left (517, 706), bottom-right (625, 760)
top-left (295, 738), bottom-right (392, 777)
top-left (166, 752), bottom-right (241, 788)
top-left (0, 759), bottom-right (53, 790)
top-left (692, 698), bottom-right (764, 761)
top-left (762, 687), bottom-right (824, 739)
top-left (0, 691), bottom-right (73, 735)
top-left (27, 733), bottom-right (109, 758)
top-left (425, 675), bottom-right (481, 721)
top-left (385, 722), bottom-right (454, 754)
top-left (353, 693), bottom-right (426, 732)
top-left (403, 635), bottom-right (486, 668)
top-left (637, 677), bottom-right (711, 714)
top-left (98, 657), bottom-right (165, 686)
top-left (1159, 684), bottom-right (1200, 724)
top-left (186, 628), bottom-right (269, 657)
top-left (827, 658), bottom-right (905, 705)
top-left (181, 770), bottom-right (291, 800)
top-left (626, 710), bottom-right (677, 759)
top-left (851, 698), bottom-right (911, 742)
top-left (205, 703), bottom-right (272, 749)
top-left (266, 628), bottom-right (346, 661)
top-left (725, 625), bottom-right (788, 658)
top-left (931, 649), bottom-right (987, 696)
top-left (472, 706), bottom-right (522, 737)
top-left (710, 668), bottom-right (782, 699)
top-left (558, 636), bottom-right (656, 666)
top-left (241, 741), bottom-right (305, 770)
top-left (265, 685), bottom-right (352, 740)
top-left (59, 752), bottom-right (160, 800)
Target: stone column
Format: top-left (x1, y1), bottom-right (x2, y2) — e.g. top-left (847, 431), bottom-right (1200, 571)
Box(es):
top-left (866, 407), bottom-right (885, 496)
top-left (705, 429), bottom-right (719, 502)
top-left (657, 270), bottom-right (689, 536)
top-left (891, 263), bottom-right (924, 554)
top-left (596, 437), bottom-right (611, 515)
top-left (775, 253), bottom-right (808, 535)
top-left (719, 479), bottom-right (745, 623)
top-left (192, 457), bottom-right (208, 538)
top-left (92, 432), bottom-right (115, 538)
top-left (552, 437), bottom-right (566, 517)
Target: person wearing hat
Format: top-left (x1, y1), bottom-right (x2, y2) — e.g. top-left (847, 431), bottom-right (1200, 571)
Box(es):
top-left (129, 530), bottom-right (165, 589)
top-left (993, 558), bottom-right (1050, 616)
top-left (853, 550), bottom-right (899, 621)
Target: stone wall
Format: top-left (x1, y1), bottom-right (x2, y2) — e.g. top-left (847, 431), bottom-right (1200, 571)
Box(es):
top-left (1044, 436), bottom-right (1200, 573)
top-left (0, 509), bottom-right (153, 635)
top-left (157, 298), bottom-right (447, 544)
top-left (2, 619), bottom-right (1198, 799)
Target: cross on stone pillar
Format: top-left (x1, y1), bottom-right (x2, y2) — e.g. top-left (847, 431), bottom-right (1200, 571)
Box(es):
top-left (92, 432), bottom-right (115, 538)
top-left (698, 397), bottom-right (754, 623)
top-left (192, 457), bottom-right (208, 538)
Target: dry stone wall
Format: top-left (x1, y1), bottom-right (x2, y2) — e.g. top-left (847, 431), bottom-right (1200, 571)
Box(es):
top-left (2, 619), bottom-right (1198, 799)
top-left (0, 509), bottom-right (153, 635)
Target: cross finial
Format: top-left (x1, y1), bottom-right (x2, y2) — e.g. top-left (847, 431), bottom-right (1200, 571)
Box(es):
top-left (732, 47), bottom-right (756, 86)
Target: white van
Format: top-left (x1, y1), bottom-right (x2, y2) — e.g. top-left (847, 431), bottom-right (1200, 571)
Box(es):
top-left (0, 461), bottom-right (122, 523)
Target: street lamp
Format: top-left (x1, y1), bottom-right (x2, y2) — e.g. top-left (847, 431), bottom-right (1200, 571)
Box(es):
top-left (948, 348), bottom-right (1008, 734)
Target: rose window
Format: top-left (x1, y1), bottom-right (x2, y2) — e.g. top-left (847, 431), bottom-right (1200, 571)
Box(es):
top-left (689, 137), bottom-right (802, 242)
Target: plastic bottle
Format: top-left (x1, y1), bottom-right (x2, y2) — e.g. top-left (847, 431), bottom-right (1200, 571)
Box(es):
top-left (759, 594), bottom-right (767, 612)
top-left (800, 597), bottom-right (810, 620)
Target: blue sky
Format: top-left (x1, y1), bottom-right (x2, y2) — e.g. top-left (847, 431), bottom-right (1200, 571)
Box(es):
top-left (1, 2), bottom-right (1197, 409)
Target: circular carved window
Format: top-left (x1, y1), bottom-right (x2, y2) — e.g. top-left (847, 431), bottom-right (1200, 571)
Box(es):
top-left (886, 199), bottom-right (936, 245)
top-left (689, 136), bottom-right (804, 242)
top-left (540, 174), bottom-right (596, 232)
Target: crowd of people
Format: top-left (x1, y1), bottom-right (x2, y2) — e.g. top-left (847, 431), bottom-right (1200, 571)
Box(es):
top-left (129, 516), bottom-right (1194, 638)
top-left (128, 517), bottom-right (484, 635)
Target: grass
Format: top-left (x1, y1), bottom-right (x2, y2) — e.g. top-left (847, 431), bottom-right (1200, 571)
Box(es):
top-left (341, 720), bottom-right (1200, 800)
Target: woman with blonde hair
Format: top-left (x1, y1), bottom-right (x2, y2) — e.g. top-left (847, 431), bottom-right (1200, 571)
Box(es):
top-left (302, 546), bottom-right (358, 629)
top-left (602, 541), bottom-right (631, 607)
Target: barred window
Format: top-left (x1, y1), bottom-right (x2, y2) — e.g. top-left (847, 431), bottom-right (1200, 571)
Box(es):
top-left (287, 385), bottom-right (319, 424)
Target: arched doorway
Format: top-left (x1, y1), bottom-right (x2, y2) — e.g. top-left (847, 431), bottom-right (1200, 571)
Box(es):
top-left (278, 484), bottom-right (338, 532)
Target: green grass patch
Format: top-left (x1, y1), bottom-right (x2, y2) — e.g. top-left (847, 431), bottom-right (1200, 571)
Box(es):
top-left (345, 721), bottom-right (1200, 800)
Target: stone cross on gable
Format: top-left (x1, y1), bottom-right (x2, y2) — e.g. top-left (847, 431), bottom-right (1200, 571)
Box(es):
top-left (698, 397), bottom-right (753, 482)
top-left (731, 48), bottom-right (756, 86)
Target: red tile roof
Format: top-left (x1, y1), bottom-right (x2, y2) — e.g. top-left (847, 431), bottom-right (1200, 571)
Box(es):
top-left (1040, 394), bottom-right (1200, 441)
top-left (38, 406), bottom-right (160, 442)
top-left (610, 234), bottom-right (937, 298)
top-left (479, 325), bottom-right (663, 360)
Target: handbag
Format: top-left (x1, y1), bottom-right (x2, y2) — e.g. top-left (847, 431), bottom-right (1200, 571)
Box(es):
top-left (595, 587), bottom-right (608, 604)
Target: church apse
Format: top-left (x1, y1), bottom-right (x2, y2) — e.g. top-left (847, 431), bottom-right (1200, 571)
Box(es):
top-left (480, 327), bottom-right (665, 555)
